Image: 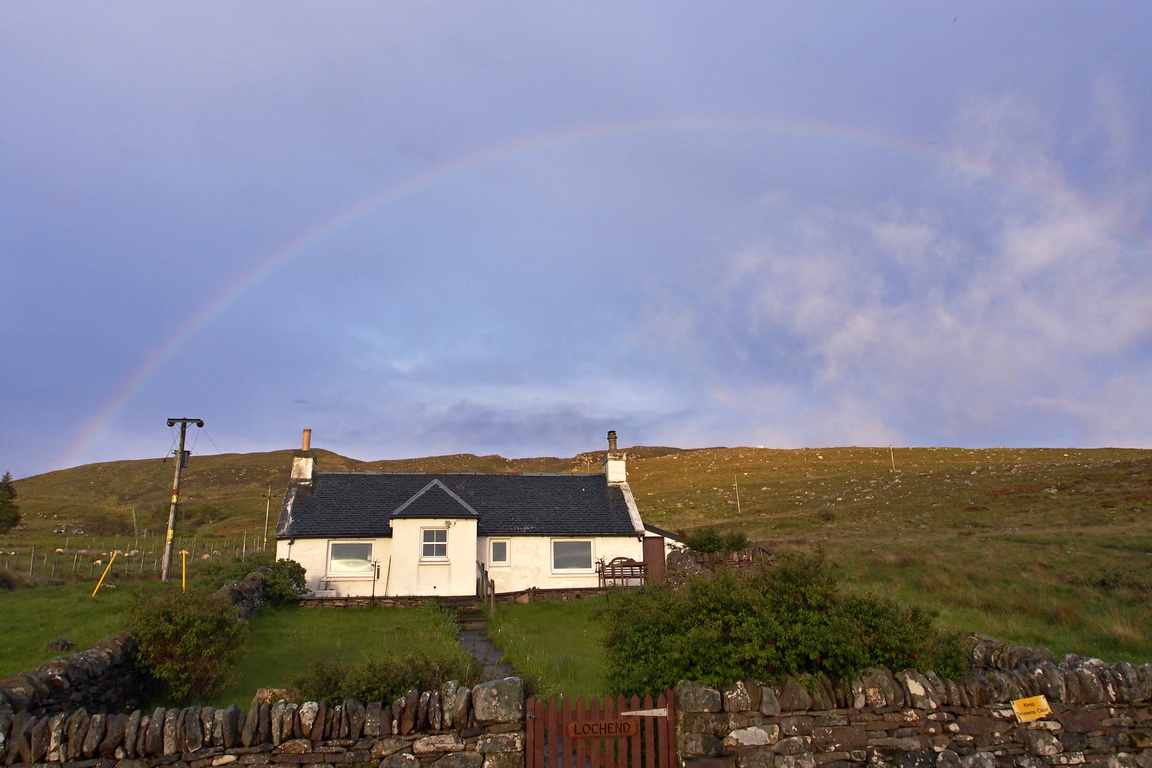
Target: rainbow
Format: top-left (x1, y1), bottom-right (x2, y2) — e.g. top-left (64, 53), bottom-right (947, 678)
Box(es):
top-left (65, 114), bottom-right (1152, 469)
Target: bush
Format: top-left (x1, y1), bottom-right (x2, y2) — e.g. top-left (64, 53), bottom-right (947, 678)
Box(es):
top-left (603, 550), bottom-right (965, 696)
top-left (722, 530), bottom-right (749, 551)
top-left (681, 526), bottom-right (750, 553)
top-left (203, 553), bottom-right (307, 605)
top-left (681, 526), bottom-right (725, 552)
top-left (0, 571), bottom-right (27, 590)
top-left (292, 651), bottom-right (478, 704)
top-left (128, 587), bottom-right (248, 704)
top-left (263, 558), bottom-right (308, 604)
top-left (202, 551), bottom-right (271, 584)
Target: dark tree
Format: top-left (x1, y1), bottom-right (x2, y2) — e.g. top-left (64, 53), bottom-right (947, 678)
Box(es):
top-left (0, 471), bottom-right (19, 533)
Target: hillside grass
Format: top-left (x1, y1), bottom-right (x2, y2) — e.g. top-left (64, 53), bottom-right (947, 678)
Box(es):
top-left (628, 446), bottom-right (1152, 662)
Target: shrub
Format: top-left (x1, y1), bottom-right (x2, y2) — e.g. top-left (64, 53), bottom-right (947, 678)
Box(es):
top-left (203, 553), bottom-right (307, 605)
top-left (682, 526), bottom-right (725, 552)
top-left (0, 571), bottom-right (26, 590)
top-left (722, 530), bottom-right (750, 551)
top-left (292, 651), bottom-right (478, 704)
top-left (603, 550), bottom-right (965, 696)
top-left (127, 587), bottom-right (248, 704)
top-left (263, 558), bottom-right (308, 604)
top-left (202, 551), bottom-right (272, 584)
top-left (681, 526), bottom-right (750, 553)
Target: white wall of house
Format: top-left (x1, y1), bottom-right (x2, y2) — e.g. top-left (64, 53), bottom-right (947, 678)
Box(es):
top-left (477, 534), bottom-right (644, 593)
top-left (387, 517), bottom-right (478, 597)
top-left (278, 529), bottom-right (644, 598)
top-left (277, 536), bottom-right (393, 597)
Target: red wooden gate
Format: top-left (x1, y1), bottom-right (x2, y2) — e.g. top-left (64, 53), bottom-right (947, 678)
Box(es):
top-left (526, 691), bottom-right (677, 768)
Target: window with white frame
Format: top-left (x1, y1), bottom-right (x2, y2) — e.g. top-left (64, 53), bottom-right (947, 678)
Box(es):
top-left (329, 542), bottom-right (373, 574)
top-left (552, 539), bottom-right (593, 571)
top-left (490, 539), bottom-right (510, 566)
top-left (422, 528), bottom-right (448, 558)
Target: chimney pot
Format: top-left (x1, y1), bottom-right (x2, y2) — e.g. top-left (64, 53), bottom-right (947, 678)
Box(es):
top-left (302, 428), bottom-right (312, 451)
top-left (607, 430), bottom-right (618, 451)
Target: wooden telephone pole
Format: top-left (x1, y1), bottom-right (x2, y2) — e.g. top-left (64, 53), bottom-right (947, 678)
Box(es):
top-left (161, 418), bottom-right (203, 582)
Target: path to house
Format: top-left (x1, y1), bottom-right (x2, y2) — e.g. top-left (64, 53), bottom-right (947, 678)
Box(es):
top-left (450, 599), bottom-right (516, 681)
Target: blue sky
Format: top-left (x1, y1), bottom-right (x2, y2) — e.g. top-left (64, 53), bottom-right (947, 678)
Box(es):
top-left (3, 3), bottom-right (1151, 478)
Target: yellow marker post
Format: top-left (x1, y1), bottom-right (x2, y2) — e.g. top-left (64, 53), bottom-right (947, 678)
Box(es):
top-left (91, 551), bottom-right (119, 597)
top-left (180, 550), bottom-right (188, 593)
top-left (1011, 695), bottom-right (1052, 722)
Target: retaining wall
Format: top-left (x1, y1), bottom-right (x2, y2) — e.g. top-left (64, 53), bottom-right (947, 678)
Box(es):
top-left (0, 677), bottom-right (525, 768)
top-left (297, 587), bottom-right (612, 609)
top-left (676, 638), bottom-right (1152, 768)
top-left (0, 633), bottom-right (144, 718)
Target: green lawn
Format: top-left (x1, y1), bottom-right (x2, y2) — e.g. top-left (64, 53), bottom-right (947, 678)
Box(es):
top-left (0, 582), bottom-right (472, 712)
top-left (0, 581), bottom-right (149, 675)
top-left (486, 597), bottom-right (610, 700)
top-left (210, 604), bottom-right (470, 709)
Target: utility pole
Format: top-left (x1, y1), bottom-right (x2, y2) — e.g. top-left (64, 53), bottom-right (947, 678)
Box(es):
top-left (162, 418), bottom-right (203, 582)
top-left (262, 483), bottom-right (279, 552)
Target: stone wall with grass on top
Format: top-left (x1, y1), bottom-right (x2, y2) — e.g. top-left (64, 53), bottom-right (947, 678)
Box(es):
top-left (0, 676), bottom-right (525, 768)
top-left (676, 637), bottom-right (1152, 768)
top-left (0, 570), bottom-right (267, 719)
top-left (0, 632), bottom-right (144, 718)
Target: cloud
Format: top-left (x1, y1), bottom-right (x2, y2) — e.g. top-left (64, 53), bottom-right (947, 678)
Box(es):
top-left (657, 97), bottom-right (1152, 448)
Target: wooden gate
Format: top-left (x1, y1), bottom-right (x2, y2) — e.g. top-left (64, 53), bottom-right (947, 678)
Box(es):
top-left (526, 691), bottom-right (677, 768)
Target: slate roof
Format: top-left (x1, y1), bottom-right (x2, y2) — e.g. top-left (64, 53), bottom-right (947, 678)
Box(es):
top-left (277, 472), bottom-right (639, 539)
top-left (392, 480), bottom-right (480, 519)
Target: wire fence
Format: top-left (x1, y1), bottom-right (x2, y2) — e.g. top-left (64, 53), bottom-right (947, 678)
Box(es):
top-left (0, 529), bottom-right (270, 582)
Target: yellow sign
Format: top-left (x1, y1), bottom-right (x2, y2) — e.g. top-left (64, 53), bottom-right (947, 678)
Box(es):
top-left (1011, 695), bottom-right (1051, 722)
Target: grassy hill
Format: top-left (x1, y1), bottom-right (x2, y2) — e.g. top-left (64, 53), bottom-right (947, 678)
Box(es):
top-left (4, 445), bottom-right (1151, 665)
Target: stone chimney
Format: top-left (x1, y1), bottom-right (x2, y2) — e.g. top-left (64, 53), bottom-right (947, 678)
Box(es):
top-left (291, 428), bottom-right (316, 485)
top-left (602, 430), bottom-right (626, 484)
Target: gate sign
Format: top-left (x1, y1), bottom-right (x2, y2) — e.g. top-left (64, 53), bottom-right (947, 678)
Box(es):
top-left (1011, 695), bottom-right (1052, 723)
top-left (567, 720), bottom-right (640, 738)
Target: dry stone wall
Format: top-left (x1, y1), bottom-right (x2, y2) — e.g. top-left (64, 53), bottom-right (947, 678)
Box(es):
top-left (0, 633), bottom-right (144, 718)
top-left (0, 677), bottom-right (524, 768)
top-left (676, 638), bottom-right (1152, 768)
top-left (0, 570), bottom-right (266, 719)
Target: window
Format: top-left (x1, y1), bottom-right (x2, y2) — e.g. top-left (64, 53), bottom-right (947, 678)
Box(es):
top-left (552, 540), bottom-right (592, 571)
top-left (422, 528), bottom-right (448, 558)
top-left (329, 542), bottom-right (373, 574)
top-left (490, 539), bottom-right (509, 566)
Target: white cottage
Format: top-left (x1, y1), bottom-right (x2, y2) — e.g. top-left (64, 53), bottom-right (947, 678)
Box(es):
top-left (275, 431), bottom-right (663, 598)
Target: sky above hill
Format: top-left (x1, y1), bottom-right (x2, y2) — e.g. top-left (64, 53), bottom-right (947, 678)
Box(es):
top-left (3, 3), bottom-right (1152, 478)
